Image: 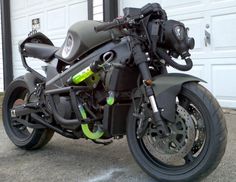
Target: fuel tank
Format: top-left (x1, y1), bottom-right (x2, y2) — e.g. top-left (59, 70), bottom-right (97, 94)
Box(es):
top-left (55, 20), bottom-right (122, 64)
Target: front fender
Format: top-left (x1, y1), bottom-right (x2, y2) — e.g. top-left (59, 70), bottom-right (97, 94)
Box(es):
top-left (152, 73), bottom-right (205, 95)
top-left (135, 73), bottom-right (206, 122)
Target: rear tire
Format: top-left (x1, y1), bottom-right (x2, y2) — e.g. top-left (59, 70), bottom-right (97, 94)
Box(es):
top-left (127, 82), bottom-right (227, 182)
top-left (2, 77), bottom-right (54, 150)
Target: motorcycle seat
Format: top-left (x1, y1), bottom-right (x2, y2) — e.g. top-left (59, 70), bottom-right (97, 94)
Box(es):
top-left (23, 43), bottom-right (59, 62)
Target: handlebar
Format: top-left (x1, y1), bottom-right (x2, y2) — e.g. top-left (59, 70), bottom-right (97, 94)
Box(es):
top-left (94, 19), bottom-right (126, 33)
top-left (94, 3), bottom-right (168, 33)
top-left (94, 21), bottom-right (119, 33)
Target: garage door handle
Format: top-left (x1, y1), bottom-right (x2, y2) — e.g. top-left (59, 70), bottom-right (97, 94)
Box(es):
top-left (205, 30), bottom-right (211, 46)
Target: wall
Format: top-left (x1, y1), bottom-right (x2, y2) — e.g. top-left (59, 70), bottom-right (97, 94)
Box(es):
top-left (10, 0), bottom-right (88, 78)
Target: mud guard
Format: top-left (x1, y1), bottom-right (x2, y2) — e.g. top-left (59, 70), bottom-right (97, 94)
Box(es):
top-left (134, 73), bottom-right (206, 123)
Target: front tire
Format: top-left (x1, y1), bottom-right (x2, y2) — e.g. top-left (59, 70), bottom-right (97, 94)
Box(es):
top-left (2, 78), bottom-right (54, 150)
top-left (127, 82), bottom-right (227, 182)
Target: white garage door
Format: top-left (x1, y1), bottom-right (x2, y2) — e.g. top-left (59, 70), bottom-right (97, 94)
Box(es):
top-left (93, 0), bottom-right (103, 21)
top-left (119, 0), bottom-right (236, 108)
top-left (10, 0), bottom-right (88, 78)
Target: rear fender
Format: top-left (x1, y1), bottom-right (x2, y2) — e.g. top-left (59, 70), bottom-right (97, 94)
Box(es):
top-left (134, 73), bottom-right (206, 122)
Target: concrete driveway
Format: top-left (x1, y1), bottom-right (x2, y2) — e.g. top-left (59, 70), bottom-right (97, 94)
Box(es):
top-left (0, 113), bottom-right (235, 182)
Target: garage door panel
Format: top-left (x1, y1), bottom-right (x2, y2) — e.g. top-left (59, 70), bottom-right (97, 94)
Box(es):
top-left (209, 7), bottom-right (236, 59)
top-left (212, 14), bottom-right (236, 49)
top-left (12, 17), bottom-right (28, 37)
top-left (11, 0), bottom-right (26, 11)
top-left (47, 6), bottom-right (67, 31)
top-left (211, 13), bottom-right (236, 50)
top-left (211, 63), bottom-right (236, 108)
top-left (69, 2), bottom-right (88, 26)
top-left (212, 64), bottom-right (236, 97)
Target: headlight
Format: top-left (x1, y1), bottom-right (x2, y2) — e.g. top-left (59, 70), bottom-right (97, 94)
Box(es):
top-left (157, 20), bottom-right (195, 58)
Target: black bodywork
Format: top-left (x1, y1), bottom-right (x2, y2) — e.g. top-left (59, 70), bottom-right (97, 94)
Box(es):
top-left (17, 3), bottom-right (203, 139)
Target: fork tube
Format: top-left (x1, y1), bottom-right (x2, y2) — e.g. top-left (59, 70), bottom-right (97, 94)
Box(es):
top-left (131, 38), bottom-right (169, 136)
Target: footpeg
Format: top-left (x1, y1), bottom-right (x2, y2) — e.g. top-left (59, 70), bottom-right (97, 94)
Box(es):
top-left (10, 105), bottom-right (38, 118)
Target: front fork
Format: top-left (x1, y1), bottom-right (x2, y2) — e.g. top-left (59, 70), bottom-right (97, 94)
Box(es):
top-left (132, 39), bottom-right (169, 136)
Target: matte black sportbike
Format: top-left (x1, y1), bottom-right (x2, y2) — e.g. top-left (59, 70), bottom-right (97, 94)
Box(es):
top-left (3, 3), bottom-right (227, 182)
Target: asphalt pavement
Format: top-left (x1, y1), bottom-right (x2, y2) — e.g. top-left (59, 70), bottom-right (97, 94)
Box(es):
top-left (0, 113), bottom-right (235, 182)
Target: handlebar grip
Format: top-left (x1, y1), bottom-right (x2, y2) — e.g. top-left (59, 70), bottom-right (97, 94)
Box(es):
top-left (94, 21), bottom-right (119, 33)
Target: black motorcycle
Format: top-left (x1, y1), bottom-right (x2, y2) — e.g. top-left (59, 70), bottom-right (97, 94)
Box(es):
top-left (2, 3), bottom-right (227, 182)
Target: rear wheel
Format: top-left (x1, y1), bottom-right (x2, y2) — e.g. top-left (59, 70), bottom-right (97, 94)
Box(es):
top-left (2, 78), bottom-right (54, 150)
top-left (127, 82), bottom-right (227, 182)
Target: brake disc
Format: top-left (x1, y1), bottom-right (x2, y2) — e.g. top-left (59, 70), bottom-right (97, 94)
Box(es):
top-left (188, 105), bottom-right (206, 155)
top-left (142, 105), bottom-right (196, 164)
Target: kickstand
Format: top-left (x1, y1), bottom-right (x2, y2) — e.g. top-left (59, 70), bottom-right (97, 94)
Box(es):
top-left (92, 139), bottom-right (113, 146)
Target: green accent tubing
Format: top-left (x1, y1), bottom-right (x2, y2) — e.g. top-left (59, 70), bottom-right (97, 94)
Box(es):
top-left (106, 97), bottom-right (115, 106)
top-left (106, 91), bottom-right (115, 106)
top-left (79, 105), bottom-right (104, 140)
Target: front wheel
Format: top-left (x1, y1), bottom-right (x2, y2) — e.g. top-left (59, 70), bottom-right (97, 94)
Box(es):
top-left (127, 82), bottom-right (227, 182)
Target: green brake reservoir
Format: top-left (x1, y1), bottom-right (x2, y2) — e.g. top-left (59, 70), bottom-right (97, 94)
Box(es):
top-left (72, 66), bottom-right (94, 84)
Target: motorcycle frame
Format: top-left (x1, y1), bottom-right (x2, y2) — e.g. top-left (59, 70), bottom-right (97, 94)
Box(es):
top-left (19, 37), bottom-right (140, 137)
top-left (18, 28), bottom-right (205, 139)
